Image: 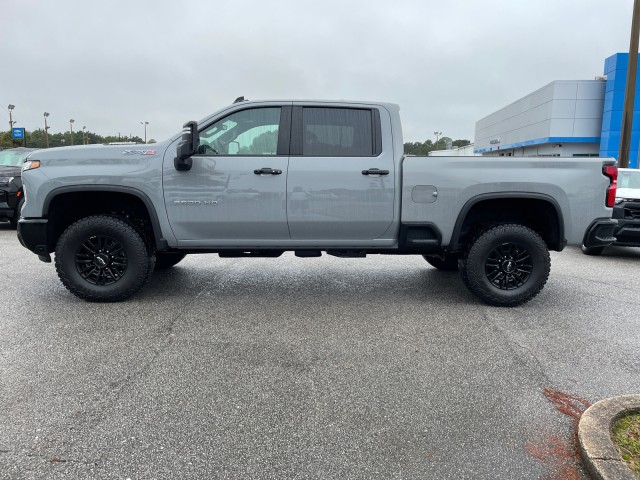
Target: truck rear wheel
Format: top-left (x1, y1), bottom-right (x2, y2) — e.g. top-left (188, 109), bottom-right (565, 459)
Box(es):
top-left (55, 215), bottom-right (153, 302)
top-left (423, 254), bottom-right (459, 271)
top-left (155, 252), bottom-right (187, 270)
top-left (462, 224), bottom-right (550, 307)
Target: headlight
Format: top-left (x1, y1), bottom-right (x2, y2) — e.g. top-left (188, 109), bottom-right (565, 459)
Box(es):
top-left (0, 176), bottom-right (14, 185)
top-left (22, 160), bottom-right (40, 172)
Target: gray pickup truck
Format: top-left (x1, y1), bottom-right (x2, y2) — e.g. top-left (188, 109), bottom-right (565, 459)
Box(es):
top-left (17, 99), bottom-right (618, 306)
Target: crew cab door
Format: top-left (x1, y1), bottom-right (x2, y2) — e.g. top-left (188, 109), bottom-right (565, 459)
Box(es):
top-left (163, 105), bottom-right (291, 245)
top-left (286, 105), bottom-right (395, 240)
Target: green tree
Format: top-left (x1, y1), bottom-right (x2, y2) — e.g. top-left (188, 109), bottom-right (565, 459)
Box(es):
top-left (0, 129), bottom-right (148, 149)
top-left (404, 138), bottom-right (471, 155)
top-left (452, 139), bottom-right (471, 148)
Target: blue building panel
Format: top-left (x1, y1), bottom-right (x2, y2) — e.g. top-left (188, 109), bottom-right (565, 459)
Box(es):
top-left (603, 91), bottom-right (626, 112)
top-left (600, 53), bottom-right (640, 163)
top-left (604, 54), bottom-right (629, 73)
top-left (604, 69), bottom-right (640, 92)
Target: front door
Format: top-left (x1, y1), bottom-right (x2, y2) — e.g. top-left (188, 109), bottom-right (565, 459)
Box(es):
top-left (163, 106), bottom-right (291, 246)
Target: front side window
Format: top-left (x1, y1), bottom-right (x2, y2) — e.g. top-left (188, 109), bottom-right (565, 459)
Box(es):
top-left (198, 107), bottom-right (281, 156)
top-left (302, 108), bottom-right (373, 156)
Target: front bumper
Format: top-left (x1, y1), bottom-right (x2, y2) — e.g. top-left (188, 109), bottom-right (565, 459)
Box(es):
top-left (17, 218), bottom-right (51, 261)
top-left (582, 218), bottom-right (618, 248)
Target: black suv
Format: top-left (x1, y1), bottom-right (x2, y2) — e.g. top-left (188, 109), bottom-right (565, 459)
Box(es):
top-left (0, 148), bottom-right (37, 228)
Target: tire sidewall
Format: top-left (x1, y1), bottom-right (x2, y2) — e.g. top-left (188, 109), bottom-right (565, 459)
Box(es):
top-left (56, 216), bottom-right (149, 301)
top-left (465, 225), bottom-right (550, 306)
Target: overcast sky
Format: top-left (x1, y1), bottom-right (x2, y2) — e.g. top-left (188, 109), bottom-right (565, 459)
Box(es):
top-left (0, 0), bottom-right (633, 143)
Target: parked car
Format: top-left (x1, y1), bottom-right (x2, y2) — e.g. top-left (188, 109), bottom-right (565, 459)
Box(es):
top-left (582, 167), bottom-right (640, 255)
top-left (0, 148), bottom-right (38, 228)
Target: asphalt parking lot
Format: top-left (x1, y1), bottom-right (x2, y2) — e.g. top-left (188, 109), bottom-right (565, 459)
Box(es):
top-left (1, 223), bottom-right (639, 480)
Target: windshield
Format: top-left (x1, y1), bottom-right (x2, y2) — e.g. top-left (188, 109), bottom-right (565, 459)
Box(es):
top-left (618, 169), bottom-right (640, 190)
top-left (0, 149), bottom-right (31, 167)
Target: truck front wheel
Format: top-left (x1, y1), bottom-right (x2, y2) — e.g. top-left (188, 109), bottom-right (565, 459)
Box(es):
top-left (55, 215), bottom-right (153, 302)
top-left (461, 224), bottom-right (550, 307)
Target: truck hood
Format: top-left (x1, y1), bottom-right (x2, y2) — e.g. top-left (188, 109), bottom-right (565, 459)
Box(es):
top-left (617, 187), bottom-right (640, 201)
top-left (28, 141), bottom-right (172, 163)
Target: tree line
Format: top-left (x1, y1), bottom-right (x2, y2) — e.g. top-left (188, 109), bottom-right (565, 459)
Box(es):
top-left (2, 127), bottom-right (469, 154)
top-left (404, 138), bottom-right (471, 156)
top-left (0, 129), bottom-right (155, 149)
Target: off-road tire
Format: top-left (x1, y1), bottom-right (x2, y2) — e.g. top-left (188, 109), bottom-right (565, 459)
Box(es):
top-left (423, 254), bottom-right (459, 271)
top-left (462, 224), bottom-right (550, 307)
top-left (581, 245), bottom-right (604, 256)
top-left (155, 252), bottom-right (187, 270)
top-left (9, 197), bottom-right (24, 229)
top-left (55, 215), bottom-right (152, 302)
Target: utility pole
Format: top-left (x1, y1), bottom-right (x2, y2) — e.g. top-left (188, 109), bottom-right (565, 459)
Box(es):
top-left (82, 126), bottom-right (87, 145)
top-left (140, 121), bottom-right (149, 144)
top-left (69, 119), bottom-right (75, 145)
top-left (619, 0), bottom-right (640, 168)
top-left (43, 112), bottom-right (50, 148)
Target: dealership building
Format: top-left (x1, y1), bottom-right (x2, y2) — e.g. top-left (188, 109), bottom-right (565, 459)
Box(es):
top-left (474, 53), bottom-right (640, 168)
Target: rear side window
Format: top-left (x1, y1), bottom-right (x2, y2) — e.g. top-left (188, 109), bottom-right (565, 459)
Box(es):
top-left (302, 108), bottom-right (374, 156)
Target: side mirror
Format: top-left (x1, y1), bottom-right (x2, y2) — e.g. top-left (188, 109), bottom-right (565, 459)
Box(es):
top-left (174, 121), bottom-right (199, 171)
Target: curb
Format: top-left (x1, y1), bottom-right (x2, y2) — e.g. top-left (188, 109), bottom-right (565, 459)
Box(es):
top-left (578, 394), bottom-right (640, 480)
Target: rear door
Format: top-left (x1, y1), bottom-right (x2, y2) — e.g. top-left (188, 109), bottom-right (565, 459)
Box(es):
top-left (163, 105), bottom-right (291, 245)
top-left (286, 105), bottom-right (395, 240)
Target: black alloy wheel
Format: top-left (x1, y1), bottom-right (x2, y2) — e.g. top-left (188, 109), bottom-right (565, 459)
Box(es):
top-left (75, 235), bottom-right (128, 286)
top-left (484, 242), bottom-right (532, 290)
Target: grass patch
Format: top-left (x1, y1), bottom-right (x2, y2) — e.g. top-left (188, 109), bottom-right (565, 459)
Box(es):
top-left (611, 411), bottom-right (640, 476)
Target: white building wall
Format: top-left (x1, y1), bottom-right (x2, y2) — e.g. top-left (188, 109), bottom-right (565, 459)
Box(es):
top-left (474, 80), bottom-right (605, 156)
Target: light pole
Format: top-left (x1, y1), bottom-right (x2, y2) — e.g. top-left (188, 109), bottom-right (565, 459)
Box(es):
top-left (140, 121), bottom-right (149, 144)
top-left (43, 112), bottom-right (50, 148)
top-left (82, 126), bottom-right (87, 145)
top-left (8, 105), bottom-right (16, 147)
top-left (69, 119), bottom-right (75, 146)
top-left (8, 104), bottom-right (15, 132)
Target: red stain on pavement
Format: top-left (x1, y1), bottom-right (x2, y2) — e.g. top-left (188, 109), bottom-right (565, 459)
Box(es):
top-left (524, 388), bottom-right (591, 480)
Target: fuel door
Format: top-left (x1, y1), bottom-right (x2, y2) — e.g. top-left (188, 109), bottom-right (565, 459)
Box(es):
top-left (411, 185), bottom-right (438, 203)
